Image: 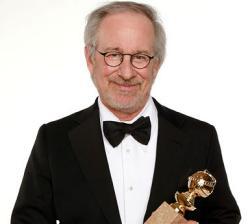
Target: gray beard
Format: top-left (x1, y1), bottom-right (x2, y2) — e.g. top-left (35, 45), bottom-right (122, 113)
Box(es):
top-left (101, 91), bottom-right (150, 114)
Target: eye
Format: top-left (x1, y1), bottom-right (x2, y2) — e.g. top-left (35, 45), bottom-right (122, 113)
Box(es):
top-left (133, 54), bottom-right (148, 61)
top-left (106, 52), bottom-right (121, 60)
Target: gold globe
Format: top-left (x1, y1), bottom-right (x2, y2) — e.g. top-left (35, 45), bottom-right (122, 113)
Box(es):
top-left (170, 170), bottom-right (216, 215)
top-left (188, 170), bottom-right (216, 198)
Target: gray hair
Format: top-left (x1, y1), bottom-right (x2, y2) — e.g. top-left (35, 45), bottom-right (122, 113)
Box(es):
top-left (84, 1), bottom-right (166, 66)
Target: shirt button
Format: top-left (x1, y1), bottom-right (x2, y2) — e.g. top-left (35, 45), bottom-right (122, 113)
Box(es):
top-left (129, 186), bottom-right (133, 191)
top-left (126, 148), bottom-right (130, 153)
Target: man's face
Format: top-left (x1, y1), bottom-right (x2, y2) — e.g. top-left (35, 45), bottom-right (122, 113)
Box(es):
top-left (85, 12), bottom-right (160, 115)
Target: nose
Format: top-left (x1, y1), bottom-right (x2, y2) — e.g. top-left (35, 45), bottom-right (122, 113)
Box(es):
top-left (118, 55), bottom-right (135, 80)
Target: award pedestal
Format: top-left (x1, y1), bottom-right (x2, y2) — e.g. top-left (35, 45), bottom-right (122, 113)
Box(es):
top-left (145, 202), bottom-right (187, 224)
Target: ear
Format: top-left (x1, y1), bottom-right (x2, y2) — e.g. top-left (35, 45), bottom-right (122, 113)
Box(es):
top-left (84, 45), bottom-right (95, 75)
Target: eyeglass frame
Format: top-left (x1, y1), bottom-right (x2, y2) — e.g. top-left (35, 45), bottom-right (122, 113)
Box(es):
top-left (96, 49), bottom-right (155, 69)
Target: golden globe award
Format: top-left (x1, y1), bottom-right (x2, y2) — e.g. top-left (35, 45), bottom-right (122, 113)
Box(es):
top-left (145, 170), bottom-right (216, 224)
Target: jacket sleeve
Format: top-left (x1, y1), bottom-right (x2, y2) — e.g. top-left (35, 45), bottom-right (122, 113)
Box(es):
top-left (200, 126), bottom-right (241, 224)
top-left (11, 125), bottom-right (56, 224)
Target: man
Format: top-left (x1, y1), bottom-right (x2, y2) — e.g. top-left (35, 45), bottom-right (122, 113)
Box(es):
top-left (11, 1), bottom-right (241, 224)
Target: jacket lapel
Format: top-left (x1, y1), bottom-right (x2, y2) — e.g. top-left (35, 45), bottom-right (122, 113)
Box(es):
top-left (144, 99), bottom-right (188, 222)
top-left (68, 101), bottom-right (122, 224)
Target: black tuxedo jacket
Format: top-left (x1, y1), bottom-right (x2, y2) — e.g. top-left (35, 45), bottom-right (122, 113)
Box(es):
top-left (11, 99), bottom-right (241, 224)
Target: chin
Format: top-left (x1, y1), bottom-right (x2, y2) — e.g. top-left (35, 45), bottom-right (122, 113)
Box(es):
top-left (108, 95), bottom-right (145, 114)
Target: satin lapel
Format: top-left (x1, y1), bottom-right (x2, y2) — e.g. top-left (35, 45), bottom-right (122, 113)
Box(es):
top-left (68, 103), bottom-right (122, 224)
top-left (144, 103), bottom-right (188, 222)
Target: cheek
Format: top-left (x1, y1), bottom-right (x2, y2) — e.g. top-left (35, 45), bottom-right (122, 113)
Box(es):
top-left (140, 72), bottom-right (155, 91)
top-left (141, 69), bottom-right (155, 83)
top-left (93, 65), bottom-right (116, 90)
top-left (95, 63), bottom-right (115, 79)
top-left (103, 66), bottom-right (115, 78)
top-left (134, 68), bottom-right (149, 81)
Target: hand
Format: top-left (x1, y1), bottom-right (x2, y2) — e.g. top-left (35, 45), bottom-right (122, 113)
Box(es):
top-left (186, 221), bottom-right (199, 224)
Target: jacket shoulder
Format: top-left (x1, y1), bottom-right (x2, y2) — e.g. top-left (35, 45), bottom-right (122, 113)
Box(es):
top-left (43, 101), bottom-right (98, 132)
top-left (154, 99), bottom-right (215, 134)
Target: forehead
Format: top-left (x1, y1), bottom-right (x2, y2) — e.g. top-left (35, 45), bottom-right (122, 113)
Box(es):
top-left (97, 12), bottom-right (155, 53)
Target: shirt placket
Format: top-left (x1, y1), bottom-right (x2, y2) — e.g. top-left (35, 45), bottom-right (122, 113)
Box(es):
top-left (121, 135), bottom-right (136, 224)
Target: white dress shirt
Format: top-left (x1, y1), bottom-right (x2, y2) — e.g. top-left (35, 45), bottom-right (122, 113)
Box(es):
top-left (98, 97), bottom-right (158, 224)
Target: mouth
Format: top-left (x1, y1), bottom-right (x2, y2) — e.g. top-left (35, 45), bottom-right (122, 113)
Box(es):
top-left (112, 82), bottom-right (139, 92)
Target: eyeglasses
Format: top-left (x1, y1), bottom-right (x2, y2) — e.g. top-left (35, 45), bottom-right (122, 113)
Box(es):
top-left (96, 50), bottom-right (154, 69)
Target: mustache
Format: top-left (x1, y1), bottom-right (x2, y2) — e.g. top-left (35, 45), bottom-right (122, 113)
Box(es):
top-left (109, 76), bottom-right (142, 86)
